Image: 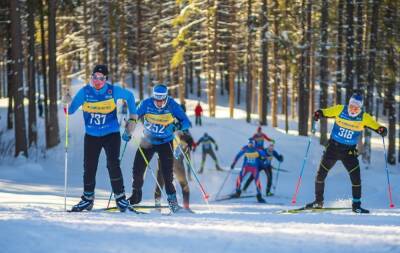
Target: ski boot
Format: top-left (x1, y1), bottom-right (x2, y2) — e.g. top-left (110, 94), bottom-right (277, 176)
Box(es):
top-left (154, 197), bottom-right (162, 212)
top-left (128, 188), bottom-right (142, 205)
top-left (216, 164), bottom-right (223, 172)
top-left (167, 193), bottom-right (182, 213)
top-left (352, 201), bottom-right (370, 214)
top-left (70, 192), bottom-right (94, 212)
top-left (305, 200), bottom-right (323, 209)
top-left (266, 191), bottom-right (274, 197)
top-left (232, 189), bottom-right (241, 198)
top-left (256, 193), bottom-right (266, 203)
top-left (115, 193), bottom-right (129, 212)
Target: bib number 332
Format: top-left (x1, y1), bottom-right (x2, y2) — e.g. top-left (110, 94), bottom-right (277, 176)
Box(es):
top-left (338, 127), bottom-right (354, 139)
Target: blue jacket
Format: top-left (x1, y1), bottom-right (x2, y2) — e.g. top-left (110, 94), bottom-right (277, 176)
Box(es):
top-left (69, 83), bottom-right (137, 137)
top-left (196, 135), bottom-right (217, 152)
top-left (137, 97), bottom-right (191, 145)
top-left (232, 146), bottom-right (266, 169)
top-left (262, 149), bottom-right (282, 168)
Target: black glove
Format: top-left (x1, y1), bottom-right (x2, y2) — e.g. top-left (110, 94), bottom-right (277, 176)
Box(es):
top-left (173, 121), bottom-right (182, 132)
top-left (377, 126), bottom-right (388, 137)
top-left (215, 145), bottom-right (218, 151)
top-left (230, 163), bottom-right (235, 170)
top-left (314, 110), bottom-right (323, 121)
top-left (278, 155), bottom-right (284, 162)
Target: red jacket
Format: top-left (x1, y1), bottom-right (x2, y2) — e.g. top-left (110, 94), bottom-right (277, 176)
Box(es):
top-left (195, 104), bottom-right (203, 116)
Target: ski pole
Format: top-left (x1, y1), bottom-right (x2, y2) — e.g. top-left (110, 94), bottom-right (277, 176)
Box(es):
top-left (106, 140), bottom-right (129, 208)
top-left (272, 161), bottom-right (282, 194)
top-left (382, 137), bottom-right (395, 208)
top-left (215, 170), bottom-right (232, 200)
top-left (133, 138), bottom-right (172, 213)
top-left (175, 136), bottom-right (211, 206)
top-left (291, 120), bottom-right (316, 205)
top-left (64, 105), bottom-right (69, 212)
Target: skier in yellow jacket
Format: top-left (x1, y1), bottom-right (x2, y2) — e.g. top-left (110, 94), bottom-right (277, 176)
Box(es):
top-left (306, 93), bottom-right (387, 213)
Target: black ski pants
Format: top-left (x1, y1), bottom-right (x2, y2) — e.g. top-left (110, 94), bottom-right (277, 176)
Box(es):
top-left (132, 141), bottom-right (176, 200)
top-left (315, 139), bottom-right (361, 202)
top-left (83, 132), bottom-right (125, 195)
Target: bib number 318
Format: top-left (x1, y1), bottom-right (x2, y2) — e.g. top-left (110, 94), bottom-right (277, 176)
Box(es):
top-left (338, 127), bottom-right (354, 139)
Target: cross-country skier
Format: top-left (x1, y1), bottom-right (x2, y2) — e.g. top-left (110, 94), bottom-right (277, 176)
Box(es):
top-left (128, 84), bottom-right (191, 213)
top-left (230, 138), bottom-right (267, 203)
top-left (252, 126), bottom-right (275, 149)
top-left (306, 93), bottom-right (387, 213)
top-left (195, 132), bottom-right (223, 173)
top-left (242, 143), bottom-right (283, 196)
top-left (154, 130), bottom-right (194, 210)
top-left (65, 64), bottom-right (137, 212)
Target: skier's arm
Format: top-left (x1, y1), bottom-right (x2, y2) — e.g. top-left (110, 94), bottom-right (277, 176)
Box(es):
top-left (320, 105), bottom-right (344, 118)
top-left (136, 100), bottom-right (146, 120)
top-left (231, 149), bottom-right (245, 168)
top-left (262, 133), bottom-right (275, 143)
top-left (113, 86), bottom-right (137, 117)
top-left (209, 136), bottom-right (218, 150)
top-left (273, 150), bottom-right (283, 162)
top-left (363, 112), bottom-right (387, 136)
top-left (68, 88), bottom-right (85, 115)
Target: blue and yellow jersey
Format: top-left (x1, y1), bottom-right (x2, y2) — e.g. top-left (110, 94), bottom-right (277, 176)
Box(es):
top-left (196, 135), bottom-right (216, 151)
top-left (321, 104), bottom-right (380, 146)
top-left (69, 83), bottom-right (137, 137)
top-left (137, 97), bottom-right (191, 145)
top-left (233, 146), bottom-right (266, 169)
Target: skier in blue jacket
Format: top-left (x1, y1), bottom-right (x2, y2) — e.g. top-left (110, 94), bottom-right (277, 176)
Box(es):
top-left (128, 84), bottom-right (191, 212)
top-left (242, 143), bottom-right (283, 196)
top-left (65, 64), bottom-right (138, 212)
top-left (230, 138), bottom-right (267, 203)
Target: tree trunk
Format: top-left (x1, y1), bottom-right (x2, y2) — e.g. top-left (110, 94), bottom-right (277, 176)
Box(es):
top-left (259, 0), bottom-right (268, 125)
top-left (336, 0), bottom-right (344, 104)
top-left (196, 69), bottom-right (201, 98)
top-left (271, 0), bottom-right (279, 127)
top-left (363, 0), bottom-right (380, 164)
top-left (83, 0), bottom-right (90, 83)
top-left (27, 0), bottom-right (37, 147)
top-left (355, 0), bottom-right (364, 89)
top-left (245, 0), bottom-right (253, 123)
top-left (345, 0), bottom-right (354, 101)
top-left (47, 0), bottom-right (60, 148)
top-left (6, 28), bottom-right (13, 130)
top-left (384, 3), bottom-right (396, 165)
top-left (10, 0), bottom-right (28, 157)
top-left (319, 0), bottom-right (329, 145)
top-left (39, 0), bottom-right (50, 146)
top-left (298, 0), bottom-right (309, 136)
top-left (136, 0), bottom-right (144, 100)
top-left (228, 0), bottom-right (237, 119)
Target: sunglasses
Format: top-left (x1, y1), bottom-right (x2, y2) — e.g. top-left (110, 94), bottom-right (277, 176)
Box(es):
top-left (92, 75), bottom-right (106, 81)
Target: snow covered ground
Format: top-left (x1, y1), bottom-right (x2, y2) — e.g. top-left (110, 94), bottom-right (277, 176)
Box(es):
top-left (0, 79), bottom-right (399, 253)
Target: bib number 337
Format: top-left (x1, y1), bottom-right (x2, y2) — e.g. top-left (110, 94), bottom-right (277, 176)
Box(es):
top-left (338, 127), bottom-right (354, 139)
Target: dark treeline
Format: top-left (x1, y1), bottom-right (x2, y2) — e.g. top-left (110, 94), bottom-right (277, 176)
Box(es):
top-left (0, 0), bottom-right (398, 164)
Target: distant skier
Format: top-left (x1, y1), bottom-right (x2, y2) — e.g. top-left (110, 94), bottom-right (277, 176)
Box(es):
top-left (128, 84), bottom-right (191, 213)
top-left (195, 132), bottom-right (223, 173)
top-left (252, 126), bottom-right (275, 149)
top-left (65, 64), bottom-right (137, 212)
top-left (230, 138), bottom-right (267, 203)
top-left (242, 143), bottom-right (283, 196)
top-left (194, 102), bottom-right (203, 126)
top-left (155, 130), bottom-right (194, 210)
top-left (306, 93), bottom-right (387, 213)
